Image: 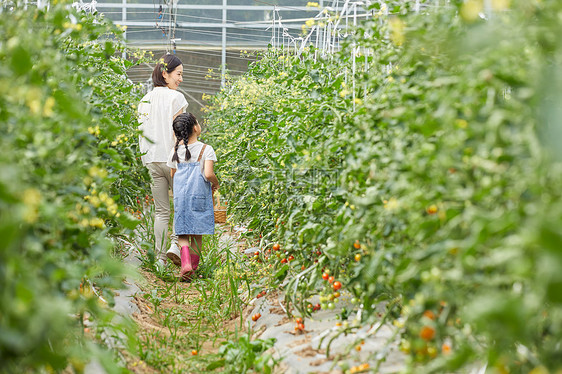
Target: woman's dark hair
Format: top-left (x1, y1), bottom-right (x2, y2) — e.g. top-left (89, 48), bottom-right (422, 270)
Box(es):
top-left (152, 54), bottom-right (182, 87)
top-left (172, 112), bottom-right (198, 163)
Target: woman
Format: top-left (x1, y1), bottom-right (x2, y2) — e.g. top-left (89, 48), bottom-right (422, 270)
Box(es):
top-left (138, 54), bottom-right (188, 269)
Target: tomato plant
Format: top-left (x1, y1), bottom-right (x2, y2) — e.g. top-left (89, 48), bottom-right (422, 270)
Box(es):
top-left (206, 0), bottom-right (562, 372)
top-left (0, 3), bottom-right (150, 372)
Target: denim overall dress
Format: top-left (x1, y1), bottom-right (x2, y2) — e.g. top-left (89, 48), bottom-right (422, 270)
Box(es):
top-left (173, 144), bottom-right (215, 235)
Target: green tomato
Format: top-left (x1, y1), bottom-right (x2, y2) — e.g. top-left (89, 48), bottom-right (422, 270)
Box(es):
top-left (328, 303), bottom-right (335, 310)
top-left (320, 303), bottom-right (328, 310)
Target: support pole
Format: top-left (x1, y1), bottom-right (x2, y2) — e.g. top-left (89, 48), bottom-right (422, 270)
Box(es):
top-left (221, 0), bottom-right (227, 87)
top-left (122, 0), bottom-right (127, 59)
top-left (272, 8), bottom-right (276, 48)
top-left (352, 2), bottom-right (356, 111)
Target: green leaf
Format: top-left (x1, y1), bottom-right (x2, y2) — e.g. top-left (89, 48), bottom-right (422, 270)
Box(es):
top-left (206, 359), bottom-right (226, 370)
top-left (10, 46), bottom-right (32, 76)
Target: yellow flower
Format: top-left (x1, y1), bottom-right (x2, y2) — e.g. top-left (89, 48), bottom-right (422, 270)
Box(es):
top-left (305, 18), bottom-right (315, 27)
top-left (455, 119), bottom-right (468, 129)
top-left (89, 217), bottom-right (104, 228)
top-left (306, 1), bottom-right (319, 7)
top-left (43, 96), bottom-right (55, 117)
top-left (389, 17), bottom-right (405, 46)
top-left (88, 126), bottom-right (100, 136)
top-left (491, 0), bottom-right (510, 11)
top-left (88, 166), bottom-right (107, 179)
top-left (23, 188), bottom-right (41, 207)
top-left (354, 98), bottom-right (363, 105)
top-left (384, 197), bottom-right (399, 211)
top-left (90, 196), bottom-right (101, 208)
top-left (460, 0), bottom-right (483, 22)
top-left (26, 87), bottom-right (42, 115)
top-left (22, 188), bottom-right (41, 223)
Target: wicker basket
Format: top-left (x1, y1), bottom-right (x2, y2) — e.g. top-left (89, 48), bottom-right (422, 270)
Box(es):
top-left (214, 194), bottom-right (227, 224)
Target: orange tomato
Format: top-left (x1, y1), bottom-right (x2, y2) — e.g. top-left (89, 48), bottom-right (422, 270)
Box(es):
top-left (191, 350), bottom-right (198, 356)
top-left (333, 281), bottom-right (342, 290)
top-left (353, 240), bottom-right (361, 249)
top-left (420, 325), bottom-right (436, 341)
top-left (423, 310), bottom-right (436, 320)
top-left (272, 243), bottom-right (280, 251)
top-left (426, 204), bottom-right (438, 214)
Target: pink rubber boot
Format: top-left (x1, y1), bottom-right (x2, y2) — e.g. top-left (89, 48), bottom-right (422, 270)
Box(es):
top-left (190, 253), bottom-right (200, 272)
top-left (180, 245), bottom-right (193, 280)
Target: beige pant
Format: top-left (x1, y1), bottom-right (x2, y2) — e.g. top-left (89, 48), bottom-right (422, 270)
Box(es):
top-left (146, 162), bottom-right (177, 260)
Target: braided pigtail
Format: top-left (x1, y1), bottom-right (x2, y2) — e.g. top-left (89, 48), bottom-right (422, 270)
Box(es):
top-left (172, 112), bottom-right (198, 163)
top-left (172, 137), bottom-right (181, 163)
top-left (183, 128), bottom-right (192, 161)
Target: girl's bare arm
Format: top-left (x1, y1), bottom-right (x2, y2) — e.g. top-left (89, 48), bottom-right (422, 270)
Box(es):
top-left (204, 160), bottom-right (219, 192)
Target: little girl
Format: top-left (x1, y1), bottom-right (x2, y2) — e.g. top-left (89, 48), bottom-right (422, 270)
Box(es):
top-left (166, 113), bottom-right (219, 280)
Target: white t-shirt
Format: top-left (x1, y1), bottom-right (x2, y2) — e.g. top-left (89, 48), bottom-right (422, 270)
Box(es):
top-left (138, 87), bottom-right (188, 165)
top-left (167, 141), bottom-right (217, 177)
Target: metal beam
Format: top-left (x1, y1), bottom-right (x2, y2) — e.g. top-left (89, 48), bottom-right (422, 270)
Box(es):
top-left (115, 20), bottom-right (304, 29)
top-left (95, 3), bottom-right (315, 11)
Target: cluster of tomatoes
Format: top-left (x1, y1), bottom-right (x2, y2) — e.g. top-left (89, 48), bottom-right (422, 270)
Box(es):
top-left (294, 317), bottom-right (305, 333)
top-left (401, 305), bottom-right (455, 361)
top-left (306, 303), bottom-right (321, 312)
top-left (135, 194), bottom-right (153, 206)
top-left (348, 363), bottom-right (370, 373)
top-left (256, 289), bottom-right (267, 299)
top-left (124, 206), bottom-right (143, 220)
top-left (251, 312), bottom-right (262, 322)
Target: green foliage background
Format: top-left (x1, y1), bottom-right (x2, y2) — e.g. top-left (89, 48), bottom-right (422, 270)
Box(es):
top-left (0, 2), bottom-right (150, 372)
top-left (205, 0), bottom-right (562, 371)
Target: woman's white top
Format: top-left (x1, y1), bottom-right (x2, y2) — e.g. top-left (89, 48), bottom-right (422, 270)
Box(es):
top-left (167, 141), bottom-right (217, 180)
top-left (138, 86), bottom-right (188, 165)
